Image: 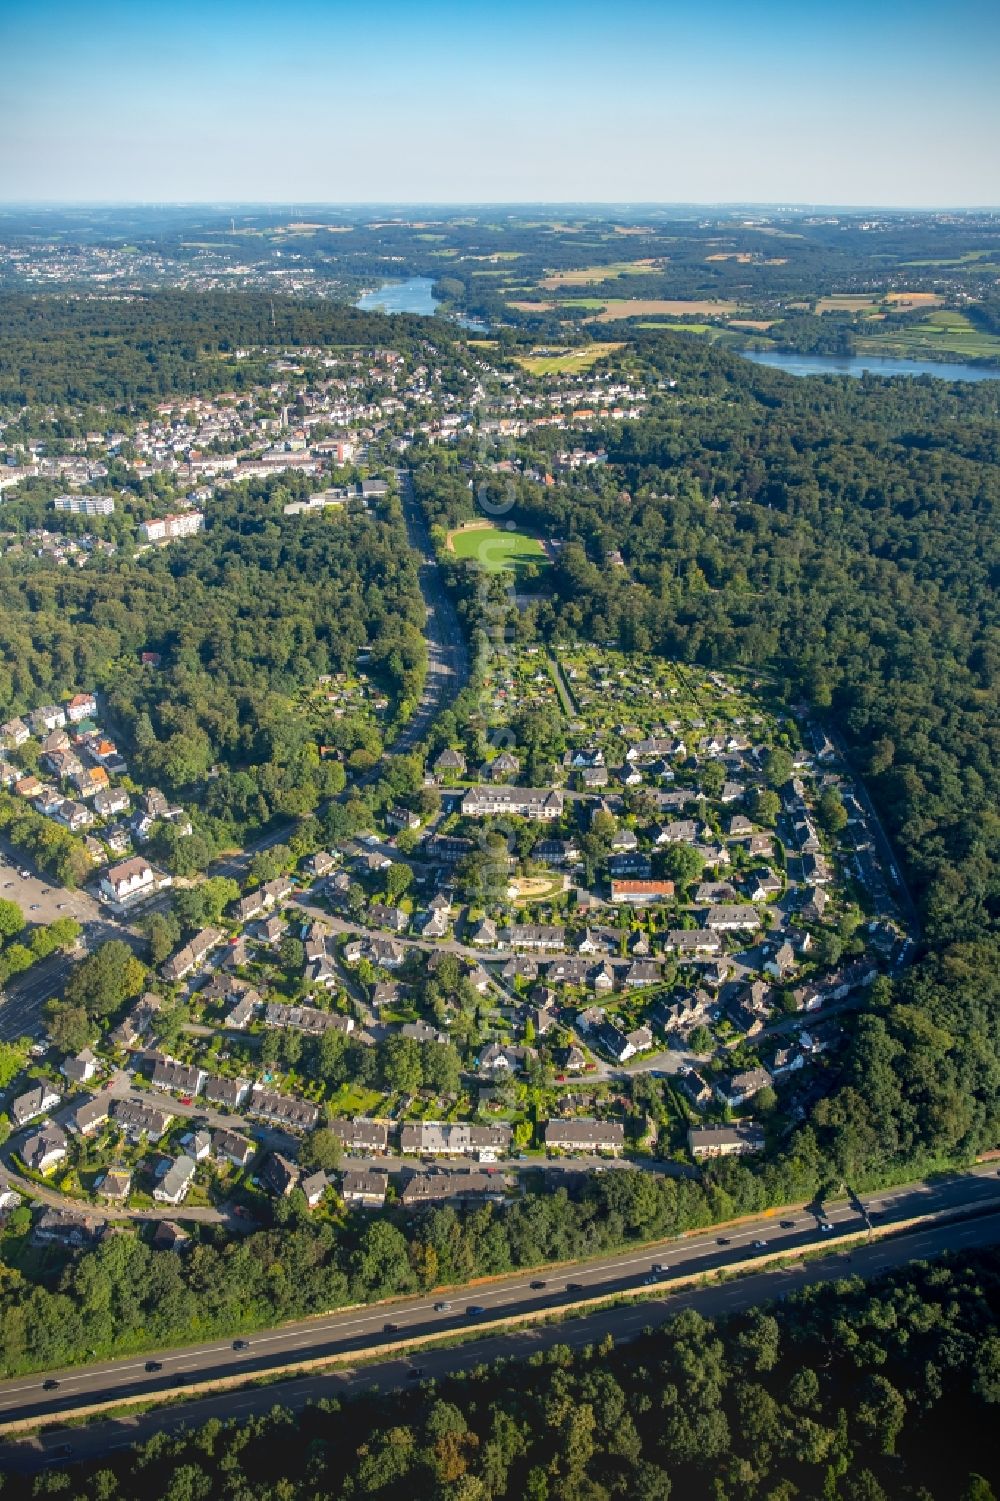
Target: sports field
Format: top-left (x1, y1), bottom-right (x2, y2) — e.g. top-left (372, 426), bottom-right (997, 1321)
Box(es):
top-left (446, 522), bottom-right (548, 573)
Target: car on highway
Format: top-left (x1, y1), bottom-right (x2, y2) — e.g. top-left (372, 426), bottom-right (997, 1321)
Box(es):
top-left (233, 1339), bottom-right (250, 1350)
top-left (716, 1237), bottom-right (731, 1246)
top-left (384, 1322), bottom-right (399, 1333)
top-left (145, 1360), bottom-right (162, 1372)
top-left (408, 1367), bottom-right (425, 1380)
top-left (530, 1280), bottom-right (547, 1289)
top-left (565, 1282), bottom-right (583, 1292)
top-left (819, 1221), bottom-right (834, 1233)
top-left (43, 1444), bottom-right (73, 1463)
top-left (466, 1304), bottom-right (486, 1316)
top-left (433, 1301), bottom-right (451, 1312)
top-left (753, 1239), bottom-right (768, 1249)
top-left (780, 1220), bottom-right (796, 1229)
top-left (651, 1263), bottom-right (664, 1273)
top-left (43, 1379), bottom-right (60, 1390)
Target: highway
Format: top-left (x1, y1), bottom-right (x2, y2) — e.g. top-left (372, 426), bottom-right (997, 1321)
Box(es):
top-left (0, 1163), bottom-right (997, 1437)
top-left (2, 1201), bottom-right (998, 1478)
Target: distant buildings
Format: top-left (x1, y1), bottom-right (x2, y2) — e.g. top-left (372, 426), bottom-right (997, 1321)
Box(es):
top-left (139, 512), bottom-right (204, 544)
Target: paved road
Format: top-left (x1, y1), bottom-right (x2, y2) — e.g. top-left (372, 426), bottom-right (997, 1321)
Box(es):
top-left (3, 1199), bottom-right (998, 1476)
top-left (0, 1162), bottom-right (996, 1434)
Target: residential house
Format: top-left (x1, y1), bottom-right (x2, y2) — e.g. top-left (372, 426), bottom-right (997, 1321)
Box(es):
top-left (151, 1059), bottom-right (206, 1097)
top-left (21, 1124), bottom-right (69, 1174)
top-left (112, 1099), bottom-right (173, 1141)
top-left (504, 923), bottom-right (566, 951)
top-left (66, 1092), bottom-right (113, 1137)
top-left (65, 692), bottom-right (97, 723)
top-left (765, 941), bottom-right (797, 980)
top-left (398, 1121), bottom-right (512, 1158)
top-left (679, 1069), bottom-right (713, 1109)
top-left (264, 1002), bottom-right (354, 1036)
top-left (212, 1129), bottom-right (255, 1168)
top-left (261, 1153), bottom-right (299, 1198)
top-left (688, 1124), bottom-right (765, 1159)
top-left (204, 1074), bottom-right (251, 1110)
top-left (301, 1170), bottom-right (329, 1208)
top-left (247, 1087), bottom-right (319, 1131)
top-left (461, 785), bottom-right (563, 820)
top-left (61, 1047), bottom-right (98, 1085)
top-left (97, 1167), bottom-right (133, 1204)
top-left (543, 1119), bottom-right (625, 1155)
top-left (714, 1067), bottom-right (773, 1109)
top-left (94, 786), bottom-right (131, 820)
top-left (100, 855), bottom-right (167, 908)
top-left (161, 926), bottom-right (223, 982)
top-left (400, 1170), bottom-right (506, 1208)
top-left (329, 1118), bottom-right (390, 1154)
top-left (340, 1169), bottom-right (389, 1209)
top-left (434, 747), bottom-right (467, 778)
top-left (11, 1082), bottom-right (61, 1128)
top-left (666, 928), bottom-right (723, 957)
top-left (154, 1155), bottom-right (197, 1205)
top-left (706, 905), bottom-right (761, 932)
top-left (34, 1207), bottom-right (100, 1246)
top-left (611, 878), bottom-right (675, 905)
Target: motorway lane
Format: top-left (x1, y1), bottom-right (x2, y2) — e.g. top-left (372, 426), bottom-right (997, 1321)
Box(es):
top-left (3, 1208), bottom-right (999, 1477)
top-left (0, 1163), bottom-right (998, 1428)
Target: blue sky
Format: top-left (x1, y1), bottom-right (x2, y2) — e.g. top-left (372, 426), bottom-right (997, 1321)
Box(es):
top-left (1, 0), bottom-right (998, 204)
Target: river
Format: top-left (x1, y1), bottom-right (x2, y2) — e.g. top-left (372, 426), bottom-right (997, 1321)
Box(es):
top-left (742, 349), bottom-right (1000, 382)
top-left (357, 276), bottom-right (440, 315)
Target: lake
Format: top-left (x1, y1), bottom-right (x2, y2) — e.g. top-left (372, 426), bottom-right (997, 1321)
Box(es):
top-left (742, 349), bottom-right (1000, 383)
top-left (357, 277), bottom-right (440, 315)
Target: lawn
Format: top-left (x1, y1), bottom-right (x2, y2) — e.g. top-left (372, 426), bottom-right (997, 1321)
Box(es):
top-left (447, 523), bottom-right (548, 574)
top-left (855, 309), bottom-right (1000, 364)
top-left (514, 343), bottom-right (623, 375)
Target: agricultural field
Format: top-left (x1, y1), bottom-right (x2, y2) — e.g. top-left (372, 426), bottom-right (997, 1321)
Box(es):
top-left (539, 259), bottom-right (664, 288)
top-left (565, 297), bottom-right (747, 322)
top-left (855, 308), bottom-right (1000, 364)
top-left (513, 342), bottom-right (624, 374)
top-left (446, 521), bottom-right (548, 574)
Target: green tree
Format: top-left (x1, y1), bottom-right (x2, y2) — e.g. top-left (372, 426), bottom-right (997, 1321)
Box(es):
top-left (65, 939), bottom-right (146, 1018)
top-left (0, 899), bottom-right (25, 942)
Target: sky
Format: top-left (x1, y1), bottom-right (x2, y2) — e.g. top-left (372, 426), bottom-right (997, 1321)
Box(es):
top-left (2, 0), bottom-right (999, 206)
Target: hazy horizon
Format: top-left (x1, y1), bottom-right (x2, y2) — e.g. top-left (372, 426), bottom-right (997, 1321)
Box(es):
top-left (3, 0), bottom-right (999, 207)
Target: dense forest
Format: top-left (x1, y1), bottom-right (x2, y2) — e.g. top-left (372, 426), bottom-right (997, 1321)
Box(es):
top-left (0, 479), bottom-right (428, 856)
top-left (0, 293), bottom-right (446, 411)
top-left (15, 1248), bottom-right (1000, 1501)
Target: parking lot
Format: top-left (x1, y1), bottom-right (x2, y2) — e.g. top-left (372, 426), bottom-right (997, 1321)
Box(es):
top-left (0, 844), bottom-right (103, 929)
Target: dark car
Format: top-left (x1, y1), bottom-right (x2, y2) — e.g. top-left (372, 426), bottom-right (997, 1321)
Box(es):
top-left (565, 1282), bottom-right (583, 1292)
top-left (42, 1379), bottom-right (60, 1391)
top-left (466, 1304), bottom-right (486, 1316)
top-left (530, 1280), bottom-right (547, 1290)
top-left (145, 1360), bottom-right (162, 1373)
top-left (43, 1444), bottom-right (73, 1463)
top-left (384, 1322), bottom-right (399, 1333)
top-left (651, 1263), bottom-right (664, 1273)
top-left (408, 1367), bottom-right (425, 1380)
top-left (233, 1339), bottom-right (250, 1351)
top-left (716, 1237), bottom-right (731, 1246)
top-left (779, 1220), bottom-right (796, 1229)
